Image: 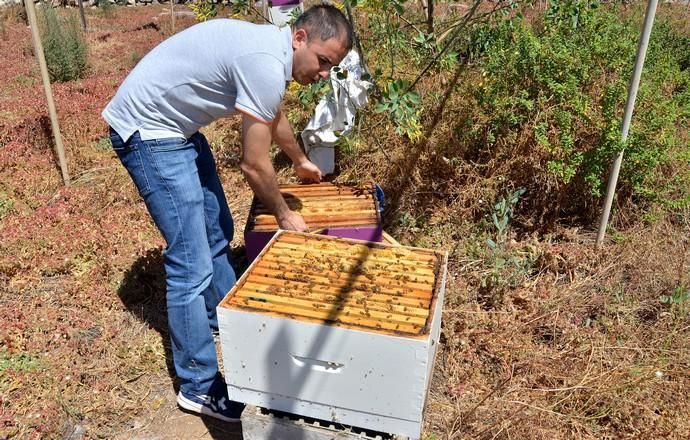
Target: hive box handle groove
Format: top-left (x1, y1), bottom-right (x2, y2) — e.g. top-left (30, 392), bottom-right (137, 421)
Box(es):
top-left (292, 355), bottom-right (345, 373)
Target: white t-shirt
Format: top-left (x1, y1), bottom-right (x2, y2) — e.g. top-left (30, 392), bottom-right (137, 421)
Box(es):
top-left (102, 19), bottom-right (293, 141)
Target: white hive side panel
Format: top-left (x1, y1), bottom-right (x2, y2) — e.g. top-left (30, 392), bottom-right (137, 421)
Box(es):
top-left (217, 307), bottom-right (430, 435)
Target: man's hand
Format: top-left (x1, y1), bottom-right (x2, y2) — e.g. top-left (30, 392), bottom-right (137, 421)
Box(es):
top-left (294, 159), bottom-right (322, 183)
top-left (277, 210), bottom-right (309, 232)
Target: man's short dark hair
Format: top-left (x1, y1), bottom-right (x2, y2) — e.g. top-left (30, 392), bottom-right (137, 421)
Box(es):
top-left (294, 5), bottom-right (353, 52)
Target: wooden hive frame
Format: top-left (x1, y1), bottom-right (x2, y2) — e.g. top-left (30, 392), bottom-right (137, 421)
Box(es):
top-left (246, 182), bottom-right (381, 232)
top-left (221, 231), bottom-right (445, 337)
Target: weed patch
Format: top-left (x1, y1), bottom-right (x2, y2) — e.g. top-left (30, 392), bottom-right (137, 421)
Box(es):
top-left (39, 5), bottom-right (88, 82)
top-left (0, 351), bottom-right (41, 374)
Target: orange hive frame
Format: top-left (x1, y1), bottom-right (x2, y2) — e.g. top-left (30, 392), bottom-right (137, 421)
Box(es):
top-left (221, 231), bottom-right (444, 337)
top-left (247, 182), bottom-right (381, 232)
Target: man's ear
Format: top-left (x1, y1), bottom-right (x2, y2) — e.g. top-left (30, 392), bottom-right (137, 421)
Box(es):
top-left (292, 28), bottom-right (308, 49)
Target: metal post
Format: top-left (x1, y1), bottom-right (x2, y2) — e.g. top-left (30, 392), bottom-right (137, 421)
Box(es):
top-left (24, 0), bottom-right (71, 186)
top-left (595, 0), bottom-right (657, 247)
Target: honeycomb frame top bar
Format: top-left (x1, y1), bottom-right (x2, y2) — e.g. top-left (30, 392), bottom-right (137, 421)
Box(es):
top-left (220, 231), bottom-right (445, 337)
top-left (246, 182), bottom-right (381, 232)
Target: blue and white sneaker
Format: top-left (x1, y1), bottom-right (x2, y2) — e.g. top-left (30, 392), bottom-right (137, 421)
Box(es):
top-left (177, 387), bottom-right (245, 422)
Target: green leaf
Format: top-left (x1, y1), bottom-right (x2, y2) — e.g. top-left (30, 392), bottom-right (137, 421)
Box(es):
top-left (407, 92), bottom-right (421, 105)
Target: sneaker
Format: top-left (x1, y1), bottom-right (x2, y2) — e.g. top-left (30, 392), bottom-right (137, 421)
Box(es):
top-left (177, 388), bottom-right (245, 422)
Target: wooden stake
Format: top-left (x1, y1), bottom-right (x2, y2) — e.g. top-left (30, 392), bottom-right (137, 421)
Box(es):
top-left (76, 0), bottom-right (87, 31)
top-left (24, 0), bottom-right (70, 186)
top-left (170, 0), bottom-right (175, 33)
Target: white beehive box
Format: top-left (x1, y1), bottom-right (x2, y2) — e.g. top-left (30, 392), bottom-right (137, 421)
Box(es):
top-left (218, 231), bottom-right (447, 439)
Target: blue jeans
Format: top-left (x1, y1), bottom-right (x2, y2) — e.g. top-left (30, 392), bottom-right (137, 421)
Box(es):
top-left (110, 128), bottom-right (236, 396)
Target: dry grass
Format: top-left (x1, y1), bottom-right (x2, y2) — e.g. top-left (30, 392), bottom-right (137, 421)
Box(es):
top-left (421, 219), bottom-right (690, 439)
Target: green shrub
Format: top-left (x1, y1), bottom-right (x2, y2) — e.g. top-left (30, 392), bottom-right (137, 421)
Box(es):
top-left (188, 0), bottom-right (217, 22)
top-left (98, 0), bottom-right (115, 18)
top-left (375, 78), bottom-right (422, 140)
top-left (460, 0), bottom-right (690, 221)
top-left (39, 5), bottom-right (88, 83)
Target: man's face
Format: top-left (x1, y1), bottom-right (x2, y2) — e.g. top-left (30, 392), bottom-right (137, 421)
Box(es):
top-left (292, 28), bottom-right (348, 85)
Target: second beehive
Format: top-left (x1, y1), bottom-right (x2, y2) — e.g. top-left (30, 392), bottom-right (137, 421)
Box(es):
top-left (244, 182), bottom-right (383, 262)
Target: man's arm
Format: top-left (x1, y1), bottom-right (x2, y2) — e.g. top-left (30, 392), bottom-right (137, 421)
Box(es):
top-left (240, 114), bottom-right (308, 231)
top-left (271, 107), bottom-right (322, 183)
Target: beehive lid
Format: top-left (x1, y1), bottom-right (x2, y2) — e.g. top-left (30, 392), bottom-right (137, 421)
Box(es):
top-left (247, 182), bottom-right (381, 232)
top-left (221, 231), bottom-right (444, 337)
